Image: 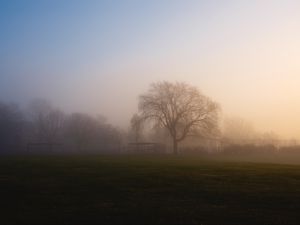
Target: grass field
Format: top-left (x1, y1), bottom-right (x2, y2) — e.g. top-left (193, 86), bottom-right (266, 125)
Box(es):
top-left (1, 155), bottom-right (300, 225)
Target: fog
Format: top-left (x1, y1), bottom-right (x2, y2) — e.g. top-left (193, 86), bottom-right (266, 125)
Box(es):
top-left (1, 1), bottom-right (300, 159)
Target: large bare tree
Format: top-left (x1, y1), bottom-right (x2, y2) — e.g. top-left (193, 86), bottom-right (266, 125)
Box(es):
top-left (139, 81), bottom-right (219, 154)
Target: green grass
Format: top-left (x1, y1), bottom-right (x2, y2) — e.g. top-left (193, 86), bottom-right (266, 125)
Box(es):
top-left (1, 155), bottom-right (300, 225)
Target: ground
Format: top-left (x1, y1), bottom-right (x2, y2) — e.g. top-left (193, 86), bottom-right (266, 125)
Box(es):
top-left (1, 155), bottom-right (300, 225)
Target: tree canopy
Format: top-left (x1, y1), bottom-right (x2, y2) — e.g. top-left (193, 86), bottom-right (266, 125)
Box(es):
top-left (138, 81), bottom-right (220, 154)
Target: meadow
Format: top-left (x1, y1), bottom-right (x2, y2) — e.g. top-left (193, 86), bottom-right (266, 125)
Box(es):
top-left (1, 155), bottom-right (300, 225)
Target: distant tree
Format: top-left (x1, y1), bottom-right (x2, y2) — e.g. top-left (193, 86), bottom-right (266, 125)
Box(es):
top-left (222, 117), bottom-right (257, 144)
top-left (29, 99), bottom-right (65, 145)
top-left (65, 113), bottom-right (97, 151)
top-left (130, 113), bottom-right (144, 142)
top-left (138, 81), bottom-right (219, 154)
top-left (65, 113), bottom-right (121, 152)
top-left (260, 131), bottom-right (279, 146)
top-left (95, 116), bottom-right (121, 148)
top-left (0, 102), bottom-right (23, 152)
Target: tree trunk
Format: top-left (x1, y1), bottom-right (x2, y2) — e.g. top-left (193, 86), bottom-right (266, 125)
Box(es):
top-left (173, 138), bottom-right (178, 155)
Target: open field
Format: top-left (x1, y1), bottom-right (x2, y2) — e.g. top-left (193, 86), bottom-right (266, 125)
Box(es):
top-left (1, 155), bottom-right (300, 225)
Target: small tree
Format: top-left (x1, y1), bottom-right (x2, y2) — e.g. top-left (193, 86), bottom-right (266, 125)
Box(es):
top-left (130, 113), bottom-right (144, 142)
top-left (65, 113), bottom-right (97, 152)
top-left (138, 81), bottom-right (219, 154)
top-left (29, 99), bottom-right (65, 146)
top-left (65, 113), bottom-right (121, 152)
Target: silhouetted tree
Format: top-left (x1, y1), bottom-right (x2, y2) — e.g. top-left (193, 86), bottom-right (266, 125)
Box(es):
top-left (138, 81), bottom-right (219, 154)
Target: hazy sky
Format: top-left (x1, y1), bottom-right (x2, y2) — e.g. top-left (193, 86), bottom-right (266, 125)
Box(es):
top-left (1, 0), bottom-right (300, 138)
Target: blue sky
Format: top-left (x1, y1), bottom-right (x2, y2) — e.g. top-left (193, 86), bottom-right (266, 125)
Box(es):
top-left (1, 0), bottom-right (300, 138)
top-left (0, 0), bottom-right (218, 107)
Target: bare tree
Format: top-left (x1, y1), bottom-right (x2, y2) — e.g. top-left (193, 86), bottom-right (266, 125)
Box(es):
top-left (138, 81), bottom-right (219, 154)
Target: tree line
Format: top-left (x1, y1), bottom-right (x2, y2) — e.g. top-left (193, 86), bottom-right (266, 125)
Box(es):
top-left (1, 81), bottom-right (298, 155)
top-left (0, 99), bottom-right (122, 154)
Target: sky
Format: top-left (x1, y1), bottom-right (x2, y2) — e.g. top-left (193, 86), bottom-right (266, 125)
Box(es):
top-left (1, 0), bottom-right (300, 138)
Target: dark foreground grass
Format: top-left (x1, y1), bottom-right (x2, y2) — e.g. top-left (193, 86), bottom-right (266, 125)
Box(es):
top-left (1, 155), bottom-right (300, 225)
